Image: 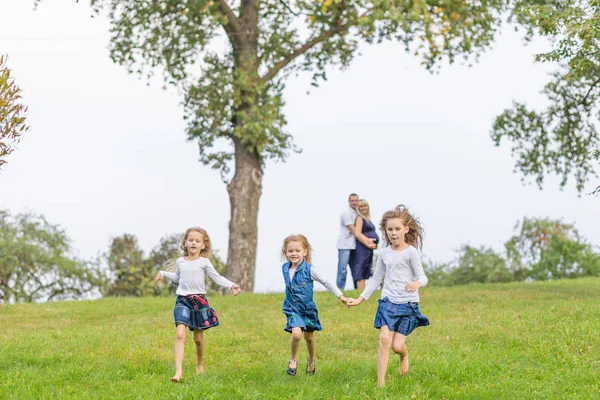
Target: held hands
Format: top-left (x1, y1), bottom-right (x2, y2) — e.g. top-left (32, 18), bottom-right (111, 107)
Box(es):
top-left (405, 281), bottom-right (422, 292)
top-left (153, 273), bottom-right (163, 287)
top-left (345, 297), bottom-right (364, 307)
top-left (231, 284), bottom-right (242, 296)
top-left (338, 295), bottom-right (349, 305)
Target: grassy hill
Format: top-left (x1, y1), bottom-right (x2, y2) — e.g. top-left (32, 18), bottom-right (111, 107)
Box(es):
top-left (1, 278), bottom-right (599, 399)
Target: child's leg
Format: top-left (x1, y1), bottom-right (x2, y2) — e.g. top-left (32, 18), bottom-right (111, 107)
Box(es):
top-left (304, 331), bottom-right (315, 372)
top-left (289, 327), bottom-right (302, 369)
top-left (193, 329), bottom-right (205, 374)
top-left (376, 326), bottom-right (394, 387)
top-left (356, 279), bottom-right (365, 290)
top-left (391, 333), bottom-right (409, 375)
top-left (172, 324), bottom-right (187, 382)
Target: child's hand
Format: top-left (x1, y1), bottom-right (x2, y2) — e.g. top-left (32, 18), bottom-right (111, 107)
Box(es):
top-left (405, 281), bottom-right (422, 292)
top-left (154, 273), bottom-right (163, 287)
top-left (338, 295), bottom-right (348, 305)
top-left (231, 284), bottom-right (241, 296)
top-left (346, 297), bottom-right (364, 307)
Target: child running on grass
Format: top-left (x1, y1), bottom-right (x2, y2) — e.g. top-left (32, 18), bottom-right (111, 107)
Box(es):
top-left (346, 205), bottom-right (430, 387)
top-left (154, 227), bottom-right (241, 382)
top-left (280, 234), bottom-right (348, 376)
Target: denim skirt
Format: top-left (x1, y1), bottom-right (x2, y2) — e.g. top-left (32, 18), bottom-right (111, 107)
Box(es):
top-left (174, 294), bottom-right (219, 331)
top-left (374, 297), bottom-right (430, 336)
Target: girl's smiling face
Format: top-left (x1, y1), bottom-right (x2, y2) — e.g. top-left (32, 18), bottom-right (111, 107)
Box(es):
top-left (285, 241), bottom-right (307, 266)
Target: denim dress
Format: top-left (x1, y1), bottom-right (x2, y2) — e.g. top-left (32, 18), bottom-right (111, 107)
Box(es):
top-left (282, 261), bottom-right (323, 333)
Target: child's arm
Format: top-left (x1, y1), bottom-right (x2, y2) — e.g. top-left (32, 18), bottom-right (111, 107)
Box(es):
top-left (154, 261), bottom-right (180, 287)
top-left (204, 259), bottom-right (241, 295)
top-left (310, 267), bottom-right (347, 304)
top-left (405, 250), bottom-right (428, 292)
top-left (347, 254), bottom-right (385, 306)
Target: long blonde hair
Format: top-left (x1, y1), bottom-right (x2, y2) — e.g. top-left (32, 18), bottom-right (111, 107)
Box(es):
top-left (379, 205), bottom-right (424, 250)
top-left (356, 199), bottom-right (371, 222)
top-left (165, 227), bottom-right (212, 271)
top-left (180, 227), bottom-right (212, 258)
top-left (281, 234), bottom-right (313, 264)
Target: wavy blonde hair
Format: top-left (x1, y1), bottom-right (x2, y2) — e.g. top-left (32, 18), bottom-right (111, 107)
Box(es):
top-left (379, 205), bottom-right (424, 250)
top-left (281, 234), bottom-right (313, 264)
top-left (356, 199), bottom-right (371, 222)
top-left (181, 227), bottom-right (212, 258)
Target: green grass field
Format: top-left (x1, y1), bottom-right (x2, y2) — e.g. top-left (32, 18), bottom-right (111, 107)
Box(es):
top-left (1, 278), bottom-right (599, 399)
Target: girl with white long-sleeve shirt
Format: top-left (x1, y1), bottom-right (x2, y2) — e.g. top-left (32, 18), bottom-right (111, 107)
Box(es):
top-left (346, 205), bottom-right (430, 387)
top-left (153, 227), bottom-right (241, 382)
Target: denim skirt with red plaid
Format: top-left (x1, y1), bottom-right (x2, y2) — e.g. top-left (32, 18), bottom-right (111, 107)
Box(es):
top-left (174, 294), bottom-right (220, 331)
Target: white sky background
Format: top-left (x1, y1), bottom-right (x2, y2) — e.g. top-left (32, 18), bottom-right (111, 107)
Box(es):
top-left (1, 1), bottom-right (598, 293)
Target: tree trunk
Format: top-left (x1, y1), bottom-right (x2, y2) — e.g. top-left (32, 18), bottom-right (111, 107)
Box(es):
top-left (225, 137), bottom-right (263, 292)
top-left (225, 0), bottom-right (261, 292)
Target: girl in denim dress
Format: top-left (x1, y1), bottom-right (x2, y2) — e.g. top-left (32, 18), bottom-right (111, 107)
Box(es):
top-left (281, 234), bottom-right (348, 376)
top-left (154, 227), bottom-right (241, 382)
top-left (346, 205), bottom-right (429, 387)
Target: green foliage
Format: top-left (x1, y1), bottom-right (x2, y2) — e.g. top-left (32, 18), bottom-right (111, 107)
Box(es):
top-left (2, 279), bottom-right (600, 398)
top-left (0, 210), bottom-right (104, 303)
top-left (106, 234), bottom-right (156, 297)
top-left (506, 217), bottom-right (600, 280)
top-left (448, 245), bottom-right (514, 285)
top-left (106, 233), bottom-right (228, 296)
top-left (0, 55), bottom-right (30, 168)
top-left (35, 0), bottom-right (512, 181)
top-left (492, 0), bottom-right (600, 193)
top-left (428, 217), bottom-right (600, 286)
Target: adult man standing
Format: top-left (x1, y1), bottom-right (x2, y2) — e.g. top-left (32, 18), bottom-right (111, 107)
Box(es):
top-left (336, 193), bottom-right (359, 289)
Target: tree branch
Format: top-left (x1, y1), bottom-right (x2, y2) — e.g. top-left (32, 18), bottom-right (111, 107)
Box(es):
top-left (278, 0), bottom-right (304, 17)
top-left (215, 0), bottom-right (243, 47)
top-left (581, 76), bottom-right (600, 107)
top-left (261, 26), bottom-right (344, 82)
top-left (261, 10), bottom-right (367, 83)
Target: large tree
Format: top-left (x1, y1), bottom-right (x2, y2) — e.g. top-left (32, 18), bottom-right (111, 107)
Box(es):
top-left (0, 55), bottom-right (30, 168)
top-left (37, 0), bottom-right (515, 291)
top-left (492, 0), bottom-right (600, 194)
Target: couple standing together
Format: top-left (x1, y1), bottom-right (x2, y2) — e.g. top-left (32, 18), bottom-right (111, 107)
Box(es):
top-left (336, 193), bottom-right (379, 290)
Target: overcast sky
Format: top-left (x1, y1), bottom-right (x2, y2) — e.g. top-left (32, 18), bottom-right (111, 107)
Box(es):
top-left (1, 1), bottom-right (598, 293)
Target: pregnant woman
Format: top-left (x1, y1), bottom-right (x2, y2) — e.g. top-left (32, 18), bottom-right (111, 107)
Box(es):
top-left (351, 199), bottom-right (379, 290)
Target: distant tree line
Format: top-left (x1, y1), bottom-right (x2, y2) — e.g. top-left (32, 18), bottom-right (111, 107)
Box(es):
top-left (0, 210), bottom-right (226, 303)
top-left (1, 210), bottom-right (598, 302)
top-left (426, 218), bottom-right (600, 286)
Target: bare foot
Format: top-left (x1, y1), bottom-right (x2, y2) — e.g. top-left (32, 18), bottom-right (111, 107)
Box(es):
top-left (399, 351), bottom-right (409, 376)
top-left (196, 364), bottom-right (205, 375)
top-left (170, 374), bottom-right (183, 383)
top-left (377, 379), bottom-right (386, 387)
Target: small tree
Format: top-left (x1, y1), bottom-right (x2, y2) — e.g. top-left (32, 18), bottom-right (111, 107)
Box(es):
top-left (505, 217), bottom-right (600, 280)
top-left (106, 234), bottom-right (155, 296)
top-left (0, 210), bottom-right (104, 303)
top-left (0, 55), bottom-right (30, 168)
top-left (448, 245), bottom-right (513, 285)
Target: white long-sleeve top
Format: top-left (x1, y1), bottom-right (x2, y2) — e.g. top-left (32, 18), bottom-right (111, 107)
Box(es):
top-left (288, 265), bottom-right (343, 298)
top-left (360, 245), bottom-right (428, 304)
top-left (160, 257), bottom-right (235, 296)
